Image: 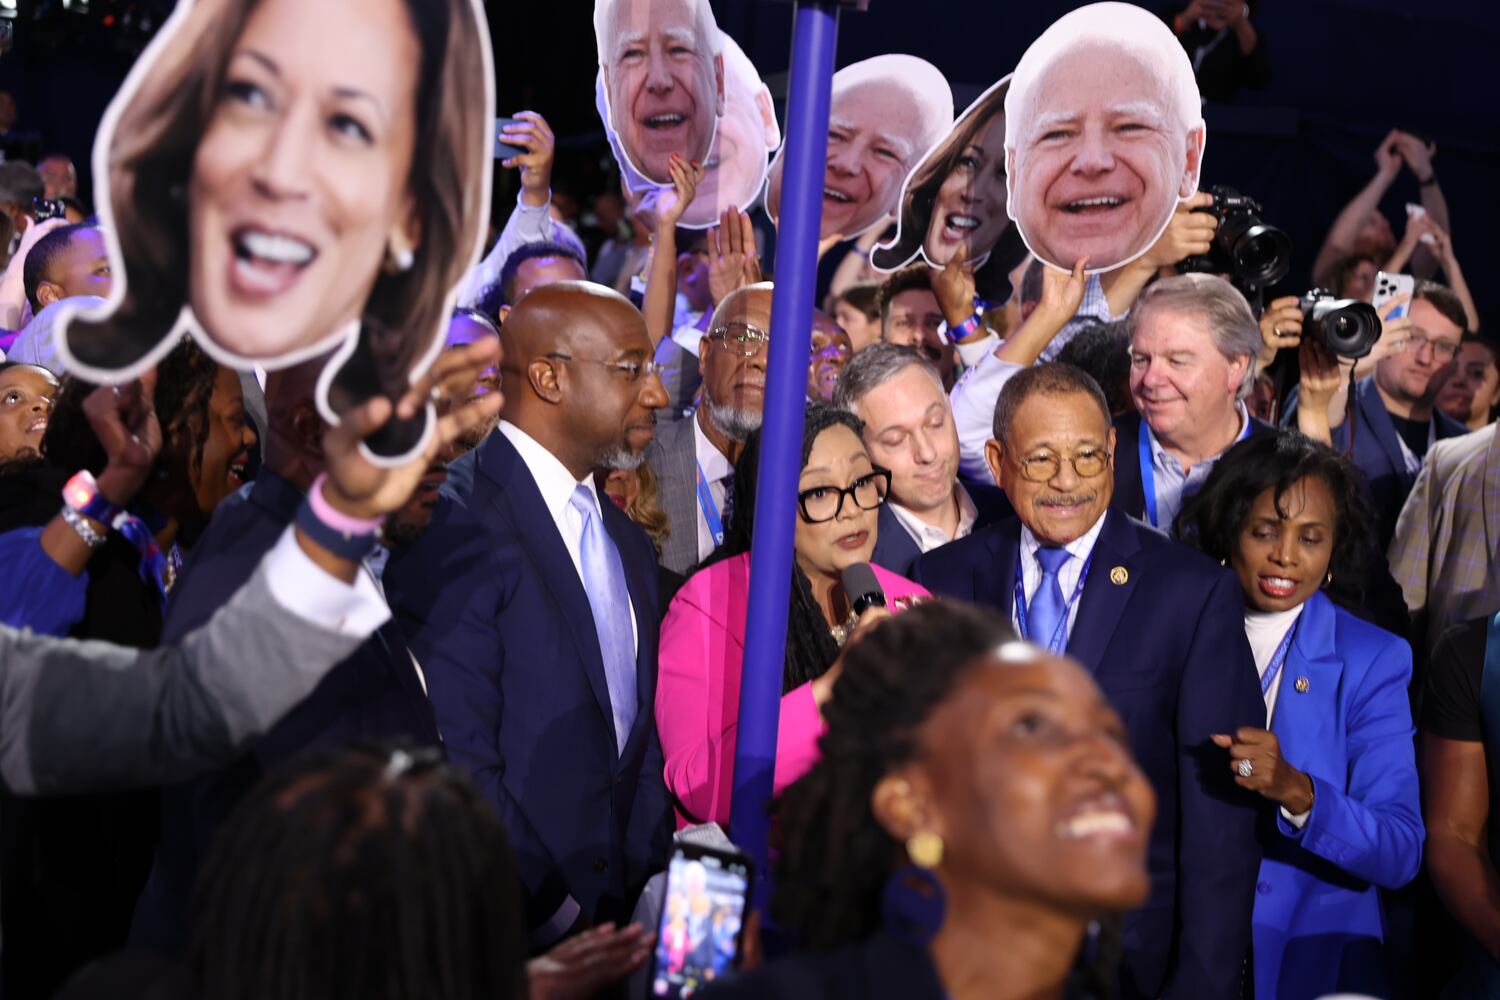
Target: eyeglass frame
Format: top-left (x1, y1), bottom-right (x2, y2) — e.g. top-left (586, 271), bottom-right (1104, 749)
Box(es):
top-left (544, 352), bottom-right (664, 383)
top-left (708, 322), bottom-right (771, 358)
top-left (1010, 447), bottom-right (1113, 484)
top-left (796, 468), bottom-right (892, 524)
top-left (1398, 328), bottom-right (1461, 362)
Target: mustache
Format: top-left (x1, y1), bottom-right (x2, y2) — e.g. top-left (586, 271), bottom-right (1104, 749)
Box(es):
top-left (1035, 492), bottom-right (1097, 508)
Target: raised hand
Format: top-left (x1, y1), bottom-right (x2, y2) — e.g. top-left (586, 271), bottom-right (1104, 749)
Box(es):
top-left (1257, 295), bottom-right (1305, 370)
top-left (708, 207), bottom-right (762, 306)
top-left (933, 242), bottom-right (979, 329)
top-left (320, 338), bottom-right (504, 521)
top-left (1143, 191), bottom-right (1217, 270)
top-left (1391, 130), bottom-right (1437, 181)
top-left (1374, 128), bottom-right (1403, 178)
top-left (1035, 257), bottom-right (1089, 324)
top-left (501, 111), bottom-right (557, 208)
top-left (657, 154), bottom-right (705, 232)
top-left (84, 373), bottom-right (162, 506)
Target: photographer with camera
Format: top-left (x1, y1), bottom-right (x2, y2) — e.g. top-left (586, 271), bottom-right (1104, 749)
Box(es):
top-left (1283, 281), bottom-right (1469, 550)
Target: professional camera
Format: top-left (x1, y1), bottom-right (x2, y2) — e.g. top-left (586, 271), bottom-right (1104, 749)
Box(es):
top-left (1179, 186), bottom-right (1292, 291)
top-left (1299, 290), bottom-right (1382, 360)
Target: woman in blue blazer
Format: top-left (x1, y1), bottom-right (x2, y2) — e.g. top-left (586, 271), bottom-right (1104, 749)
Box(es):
top-left (1176, 431), bottom-right (1423, 1000)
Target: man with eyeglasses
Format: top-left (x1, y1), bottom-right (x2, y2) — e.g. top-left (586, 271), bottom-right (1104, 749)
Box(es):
top-left (1288, 279), bottom-right (1468, 550)
top-left (911, 362), bottom-right (1263, 1000)
top-left (387, 281), bottom-right (674, 949)
top-left (645, 282), bottom-right (773, 576)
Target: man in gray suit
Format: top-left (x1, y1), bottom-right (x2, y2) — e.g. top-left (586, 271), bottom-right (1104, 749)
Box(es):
top-left (645, 282), bottom-right (772, 576)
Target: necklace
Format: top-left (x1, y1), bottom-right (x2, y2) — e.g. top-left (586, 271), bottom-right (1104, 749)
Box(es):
top-left (829, 606), bottom-right (860, 646)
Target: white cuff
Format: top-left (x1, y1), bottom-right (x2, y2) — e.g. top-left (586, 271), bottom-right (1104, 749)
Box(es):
top-left (1279, 804), bottom-right (1310, 829)
top-left (531, 896), bottom-right (582, 948)
top-left (262, 526), bottom-right (390, 637)
top-left (955, 331), bottom-right (1001, 370)
top-left (514, 189), bottom-right (551, 216)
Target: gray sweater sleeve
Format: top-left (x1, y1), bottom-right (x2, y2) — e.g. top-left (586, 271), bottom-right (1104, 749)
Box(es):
top-left (0, 541), bottom-right (386, 795)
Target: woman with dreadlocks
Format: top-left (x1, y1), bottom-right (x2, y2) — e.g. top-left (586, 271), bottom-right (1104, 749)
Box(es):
top-left (655, 403), bottom-right (930, 828)
top-left (704, 601), bottom-right (1156, 1000)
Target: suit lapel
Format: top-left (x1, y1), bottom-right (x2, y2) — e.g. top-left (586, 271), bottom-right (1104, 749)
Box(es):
top-left (875, 504), bottom-right (921, 574)
top-left (601, 499), bottom-right (658, 762)
top-left (978, 524), bottom-right (1021, 612)
top-left (476, 434), bottom-right (616, 737)
top-left (1270, 593), bottom-right (1339, 757)
top-left (1359, 378), bottom-right (1411, 486)
top-left (655, 417), bottom-right (703, 573)
top-left (1110, 413), bottom-right (1147, 521)
top-left (1067, 510), bottom-right (1142, 676)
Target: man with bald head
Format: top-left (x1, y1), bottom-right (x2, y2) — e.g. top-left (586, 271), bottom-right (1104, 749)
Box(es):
top-left (646, 281), bottom-right (771, 574)
top-left (388, 281), bottom-right (673, 946)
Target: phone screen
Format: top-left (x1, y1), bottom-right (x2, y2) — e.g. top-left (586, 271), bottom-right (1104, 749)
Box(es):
top-left (650, 846), bottom-right (752, 998)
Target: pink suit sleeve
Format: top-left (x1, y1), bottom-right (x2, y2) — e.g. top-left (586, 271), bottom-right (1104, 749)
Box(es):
top-left (655, 575), bottom-right (825, 828)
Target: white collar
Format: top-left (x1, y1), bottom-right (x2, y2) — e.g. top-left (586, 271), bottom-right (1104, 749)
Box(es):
top-left (693, 410), bottom-right (735, 481)
top-left (1019, 509), bottom-right (1109, 562)
top-left (499, 420), bottom-right (598, 520)
top-left (1245, 602), bottom-right (1305, 635)
top-left (888, 481), bottom-right (980, 547)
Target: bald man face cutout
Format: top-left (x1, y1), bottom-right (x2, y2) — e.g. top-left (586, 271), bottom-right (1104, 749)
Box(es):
top-left (1008, 41), bottom-right (1203, 273)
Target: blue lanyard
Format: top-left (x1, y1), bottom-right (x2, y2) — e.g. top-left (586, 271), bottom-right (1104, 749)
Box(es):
top-left (1137, 416), bottom-right (1252, 528)
top-left (1261, 617), bottom-right (1299, 698)
top-left (694, 461), bottom-right (725, 548)
top-left (1013, 550), bottom-right (1095, 654)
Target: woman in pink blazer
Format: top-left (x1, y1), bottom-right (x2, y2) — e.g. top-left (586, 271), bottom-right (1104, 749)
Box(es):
top-left (657, 405), bottom-right (930, 827)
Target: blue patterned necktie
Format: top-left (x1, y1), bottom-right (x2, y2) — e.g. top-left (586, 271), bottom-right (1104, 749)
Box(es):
top-left (1030, 546), bottom-right (1073, 650)
top-left (569, 485), bottom-right (638, 754)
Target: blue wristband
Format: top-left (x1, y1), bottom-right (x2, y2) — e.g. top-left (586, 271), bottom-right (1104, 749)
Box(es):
top-left (946, 313), bottom-right (985, 343)
top-left (294, 496), bottom-right (380, 562)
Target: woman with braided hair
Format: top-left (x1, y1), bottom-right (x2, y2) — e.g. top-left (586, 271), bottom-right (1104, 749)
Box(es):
top-left (704, 601), bottom-right (1155, 1000)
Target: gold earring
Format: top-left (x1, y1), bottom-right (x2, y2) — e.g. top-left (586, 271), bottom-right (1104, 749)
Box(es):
top-left (906, 830), bottom-right (944, 870)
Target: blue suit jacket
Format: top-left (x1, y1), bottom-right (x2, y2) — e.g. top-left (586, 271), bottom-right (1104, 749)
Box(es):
top-left (870, 479), bottom-right (1015, 577)
top-left (1251, 591), bottom-right (1423, 1000)
top-left (1283, 376), bottom-right (1468, 549)
top-left (130, 471), bottom-right (440, 954)
top-left (910, 509), bottom-right (1264, 1000)
top-left (385, 430), bottom-right (672, 931)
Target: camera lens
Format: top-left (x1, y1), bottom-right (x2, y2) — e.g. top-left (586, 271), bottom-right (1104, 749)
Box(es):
top-left (1305, 297), bottom-right (1381, 359)
top-left (1226, 222), bottom-right (1292, 288)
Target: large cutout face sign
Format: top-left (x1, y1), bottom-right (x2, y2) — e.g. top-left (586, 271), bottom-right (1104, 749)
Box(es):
top-left (765, 55), bottom-right (952, 242)
top-left (594, 0), bottom-right (725, 187)
top-left (599, 31), bottom-right (778, 229)
top-left (871, 75), bottom-right (1029, 304)
top-left (1004, 2), bottom-right (1205, 274)
top-left (55, 0), bottom-right (495, 462)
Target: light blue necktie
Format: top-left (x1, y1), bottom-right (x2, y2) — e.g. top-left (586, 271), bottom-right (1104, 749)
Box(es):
top-left (1030, 546), bottom-right (1073, 651)
top-left (569, 485), bottom-right (638, 754)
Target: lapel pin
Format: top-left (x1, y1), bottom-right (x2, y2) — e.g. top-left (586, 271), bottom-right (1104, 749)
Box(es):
top-left (1109, 566), bottom-right (1129, 585)
top-left (1294, 677), bottom-right (1310, 694)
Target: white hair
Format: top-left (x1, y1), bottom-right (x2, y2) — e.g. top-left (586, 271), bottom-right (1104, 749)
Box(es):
top-left (1003, 2), bottom-right (1202, 153)
top-left (831, 54), bottom-right (953, 157)
top-left (593, 0), bottom-right (722, 68)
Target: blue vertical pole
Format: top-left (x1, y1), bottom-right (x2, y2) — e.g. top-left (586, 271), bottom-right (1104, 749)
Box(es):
top-left (729, 1), bottom-right (840, 904)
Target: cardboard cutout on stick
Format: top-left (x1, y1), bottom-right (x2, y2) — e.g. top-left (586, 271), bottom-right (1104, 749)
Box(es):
top-left (597, 31), bottom-right (778, 229)
top-left (1005, 1), bottom-right (1206, 275)
top-left (764, 54), bottom-right (953, 242)
top-left (55, 0), bottom-right (496, 463)
top-left (594, 0), bottom-right (725, 188)
top-left (871, 74), bottom-right (1029, 305)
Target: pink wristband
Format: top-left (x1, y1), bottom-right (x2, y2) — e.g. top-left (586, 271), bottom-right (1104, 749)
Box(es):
top-left (308, 474), bottom-right (384, 535)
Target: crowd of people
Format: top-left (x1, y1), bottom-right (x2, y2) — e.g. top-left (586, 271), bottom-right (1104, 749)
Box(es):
top-left (0, 1), bottom-right (1495, 999)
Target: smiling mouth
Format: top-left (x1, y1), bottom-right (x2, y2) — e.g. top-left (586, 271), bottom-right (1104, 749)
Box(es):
top-left (943, 212), bottom-right (982, 236)
top-left (824, 187), bottom-right (855, 205)
top-left (229, 227), bottom-right (317, 298)
top-left (26, 417), bottom-right (47, 435)
top-left (642, 112), bottom-right (688, 131)
top-left (1061, 195), bottom-right (1129, 214)
top-left (1258, 575), bottom-right (1300, 599)
top-left (226, 460), bottom-right (249, 489)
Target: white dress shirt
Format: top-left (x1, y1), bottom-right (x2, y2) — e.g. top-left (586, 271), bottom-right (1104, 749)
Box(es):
top-left (498, 421), bottom-right (638, 653)
top-left (263, 524), bottom-right (390, 637)
top-left (692, 414), bottom-right (734, 562)
top-left (888, 482), bottom-right (980, 554)
top-left (1014, 512), bottom-right (1109, 646)
top-left (1243, 603), bottom-right (1310, 828)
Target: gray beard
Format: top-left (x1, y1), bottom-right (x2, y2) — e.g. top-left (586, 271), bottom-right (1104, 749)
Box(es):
top-left (597, 445), bottom-right (646, 471)
top-left (707, 401), bottom-right (762, 442)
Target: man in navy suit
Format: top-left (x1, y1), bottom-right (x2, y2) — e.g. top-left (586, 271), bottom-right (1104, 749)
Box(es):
top-left (1112, 273), bottom-right (1274, 529)
top-left (386, 281), bottom-right (673, 947)
top-left (1284, 279), bottom-right (1469, 549)
top-left (833, 343), bottom-right (1012, 575)
top-left (911, 363), bottom-right (1264, 1000)
top-left (129, 357), bottom-right (444, 955)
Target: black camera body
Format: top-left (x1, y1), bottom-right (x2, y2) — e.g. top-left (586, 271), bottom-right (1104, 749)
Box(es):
top-left (1179, 185), bottom-right (1292, 292)
top-left (1300, 290), bottom-right (1382, 360)
top-left (32, 197), bottom-right (68, 223)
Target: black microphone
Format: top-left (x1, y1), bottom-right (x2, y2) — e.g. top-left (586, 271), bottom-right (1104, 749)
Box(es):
top-left (841, 562), bottom-right (887, 618)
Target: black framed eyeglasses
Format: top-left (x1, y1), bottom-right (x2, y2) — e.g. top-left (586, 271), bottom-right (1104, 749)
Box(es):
top-left (709, 322), bottom-right (771, 357)
top-left (1013, 448), bottom-right (1112, 483)
top-left (797, 469), bottom-right (891, 523)
top-left (545, 352), bottom-right (663, 383)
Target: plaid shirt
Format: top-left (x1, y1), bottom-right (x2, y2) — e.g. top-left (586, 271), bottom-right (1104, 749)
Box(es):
top-left (1388, 422), bottom-right (1500, 654)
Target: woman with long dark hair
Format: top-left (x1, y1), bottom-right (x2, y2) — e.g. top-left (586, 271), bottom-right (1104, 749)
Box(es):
top-left (704, 601), bottom-right (1156, 1000)
top-left (1175, 430), bottom-right (1423, 1000)
top-left (655, 403), bottom-right (929, 827)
